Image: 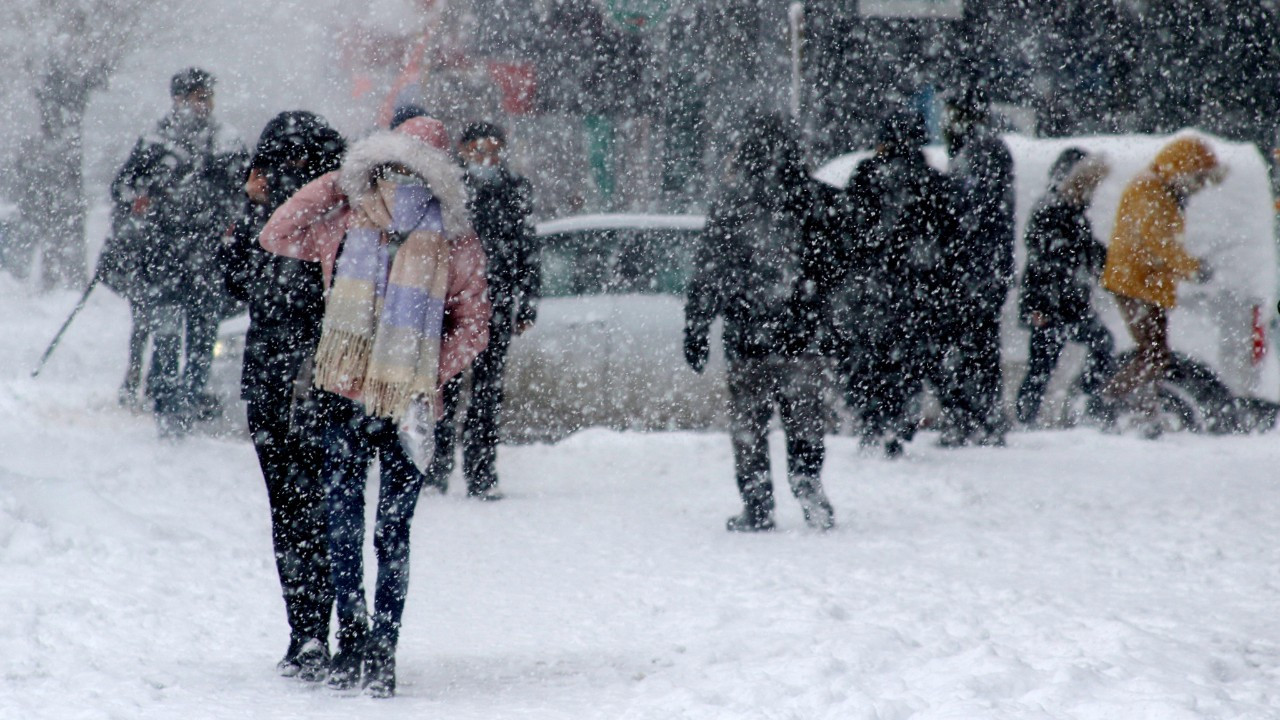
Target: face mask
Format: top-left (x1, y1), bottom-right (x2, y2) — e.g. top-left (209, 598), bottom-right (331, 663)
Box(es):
top-left (466, 163), bottom-right (500, 182)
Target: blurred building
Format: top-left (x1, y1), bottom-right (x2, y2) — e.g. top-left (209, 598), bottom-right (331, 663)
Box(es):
top-left (348, 0), bottom-right (1280, 217)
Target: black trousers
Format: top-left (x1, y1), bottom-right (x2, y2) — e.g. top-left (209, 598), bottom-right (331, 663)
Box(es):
top-left (940, 303), bottom-right (1007, 438)
top-left (726, 354), bottom-right (826, 514)
top-left (247, 381), bottom-right (332, 646)
top-left (427, 313), bottom-right (513, 494)
top-left (1015, 314), bottom-right (1115, 424)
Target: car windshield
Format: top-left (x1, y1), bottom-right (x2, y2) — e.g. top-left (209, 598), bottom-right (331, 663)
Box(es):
top-left (539, 227), bottom-right (701, 298)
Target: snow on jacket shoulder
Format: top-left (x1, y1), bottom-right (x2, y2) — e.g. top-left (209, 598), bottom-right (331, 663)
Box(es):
top-left (259, 122), bottom-right (490, 388)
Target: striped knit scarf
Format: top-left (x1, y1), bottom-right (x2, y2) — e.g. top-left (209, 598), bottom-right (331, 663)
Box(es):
top-left (314, 183), bottom-right (451, 421)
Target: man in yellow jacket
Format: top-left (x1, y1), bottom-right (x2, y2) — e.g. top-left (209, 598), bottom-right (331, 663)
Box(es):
top-left (1100, 135), bottom-right (1226, 435)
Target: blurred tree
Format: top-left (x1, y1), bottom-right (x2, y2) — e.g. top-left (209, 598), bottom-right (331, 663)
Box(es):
top-left (0, 0), bottom-right (155, 290)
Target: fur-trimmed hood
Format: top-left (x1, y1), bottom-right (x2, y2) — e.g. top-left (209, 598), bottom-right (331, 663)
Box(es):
top-left (338, 129), bottom-right (471, 239)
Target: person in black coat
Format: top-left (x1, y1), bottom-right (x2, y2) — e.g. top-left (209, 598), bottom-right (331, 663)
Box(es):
top-left (1015, 148), bottom-right (1115, 426)
top-left (425, 122), bottom-right (540, 500)
top-left (684, 113), bottom-right (834, 533)
top-left (222, 110), bottom-right (345, 681)
top-left (111, 68), bottom-right (248, 435)
top-left (838, 109), bottom-right (958, 457)
top-left (940, 88), bottom-right (1017, 446)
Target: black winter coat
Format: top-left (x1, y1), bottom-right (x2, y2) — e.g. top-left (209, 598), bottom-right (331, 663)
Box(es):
top-left (110, 112), bottom-right (248, 310)
top-left (1017, 198), bottom-right (1107, 326)
top-left (685, 177), bottom-right (827, 360)
top-left (464, 167), bottom-right (539, 328)
top-left (947, 131), bottom-right (1015, 310)
top-left (842, 150), bottom-right (957, 321)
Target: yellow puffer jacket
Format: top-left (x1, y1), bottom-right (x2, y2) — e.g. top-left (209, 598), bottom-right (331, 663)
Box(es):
top-left (1100, 136), bottom-right (1216, 308)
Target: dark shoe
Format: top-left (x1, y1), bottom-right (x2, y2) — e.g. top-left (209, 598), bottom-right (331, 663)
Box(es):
top-left (276, 637), bottom-right (304, 678)
top-left (295, 638), bottom-right (329, 683)
top-left (326, 646), bottom-right (363, 691)
top-left (798, 492), bottom-right (835, 531)
top-left (467, 486), bottom-right (504, 502)
top-left (938, 426), bottom-right (968, 448)
top-left (725, 509), bottom-right (775, 533)
top-left (362, 652), bottom-right (396, 699)
top-left (884, 438), bottom-right (904, 459)
top-left (423, 470), bottom-right (449, 495)
top-left (156, 410), bottom-right (191, 439)
top-left (184, 392), bottom-right (222, 422)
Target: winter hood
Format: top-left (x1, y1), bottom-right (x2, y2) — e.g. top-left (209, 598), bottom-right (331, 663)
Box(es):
top-left (337, 117), bottom-right (470, 239)
top-left (1150, 135), bottom-right (1225, 185)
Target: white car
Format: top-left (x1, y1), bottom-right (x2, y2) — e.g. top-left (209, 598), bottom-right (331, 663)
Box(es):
top-left (502, 213), bottom-right (729, 442)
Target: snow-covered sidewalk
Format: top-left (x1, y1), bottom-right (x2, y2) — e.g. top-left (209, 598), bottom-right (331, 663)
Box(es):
top-left (3, 281), bottom-right (1280, 719)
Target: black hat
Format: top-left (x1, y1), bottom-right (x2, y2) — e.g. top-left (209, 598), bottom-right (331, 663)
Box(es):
top-left (460, 121), bottom-right (506, 145)
top-left (390, 104), bottom-right (430, 130)
top-left (170, 67), bottom-right (215, 97)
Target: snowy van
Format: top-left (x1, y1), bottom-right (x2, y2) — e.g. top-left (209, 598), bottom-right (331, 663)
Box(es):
top-left (501, 213), bottom-right (728, 441)
top-left (815, 132), bottom-right (1280, 428)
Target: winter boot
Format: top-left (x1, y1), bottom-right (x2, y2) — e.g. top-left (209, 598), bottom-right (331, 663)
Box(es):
top-left (362, 640), bottom-right (396, 699)
top-left (797, 488), bottom-right (835, 532)
top-left (294, 638), bottom-right (330, 683)
top-left (725, 504), bottom-right (775, 533)
top-left (276, 636), bottom-right (304, 678)
top-left (884, 437), bottom-right (904, 459)
top-left (325, 629), bottom-right (365, 691)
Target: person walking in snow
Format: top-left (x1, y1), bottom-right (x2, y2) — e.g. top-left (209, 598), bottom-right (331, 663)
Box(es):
top-left (259, 116), bottom-right (490, 698)
top-left (837, 109), bottom-right (957, 458)
top-left (222, 111), bottom-right (346, 682)
top-left (111, 68), bottom-right (248, 435)
top-left (683, 113), bottom-right (835, 533)
top-left (1014, 148), bottom-right (1115, 427)
top-left (424, 122), bottom-right (539, 501)
top-left (939, 87), bottom-right (1017, 447)
top-left (1099, 135), bottom-right (1225, 438)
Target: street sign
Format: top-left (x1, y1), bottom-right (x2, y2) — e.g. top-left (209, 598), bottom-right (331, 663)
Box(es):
top-left (860, 0), bottom-right (964, 19)
top-left (605, 0), bottom-right (671, 32)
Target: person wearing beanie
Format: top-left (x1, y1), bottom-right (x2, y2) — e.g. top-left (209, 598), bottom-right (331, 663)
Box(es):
top-left (110, 67), bottom-right (247, 436)
top-left (1100, 135), bottom-right (1226, 437)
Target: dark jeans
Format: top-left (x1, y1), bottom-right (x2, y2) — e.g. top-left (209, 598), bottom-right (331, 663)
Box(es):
top-left (319, 391), bottom-right (428, 658)
top-left (248, 380), bottom-right (332, 646)
top-left (1016, 315), bottom-right (1115, 424)
top-left (726, 354), bottom-right (826, 515)
top-left (148, 301), bottom-right (220, 416)
top-left (428, 315), bottom-right (512, 494)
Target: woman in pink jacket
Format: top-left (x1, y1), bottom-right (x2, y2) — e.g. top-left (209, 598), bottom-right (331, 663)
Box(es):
top-left (260, 116), bottom-right (489, 698)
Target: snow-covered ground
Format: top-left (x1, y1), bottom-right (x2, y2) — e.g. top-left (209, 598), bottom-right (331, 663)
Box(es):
top-left (4, 277), bottom-right (1280, 719)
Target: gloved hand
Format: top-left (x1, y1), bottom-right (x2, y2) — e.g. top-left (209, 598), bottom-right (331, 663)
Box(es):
top-left (1193, 258), bottom-right (1213, 284)
top-left (684, 329), bottom-right (709, 373)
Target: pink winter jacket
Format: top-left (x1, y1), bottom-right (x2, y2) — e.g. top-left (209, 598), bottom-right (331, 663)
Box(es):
top-left (259, 118), bottom-right (490, 396)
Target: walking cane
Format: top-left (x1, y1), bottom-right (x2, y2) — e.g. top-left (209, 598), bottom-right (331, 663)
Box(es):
top-left (31, 271), bottom-right (101, 378)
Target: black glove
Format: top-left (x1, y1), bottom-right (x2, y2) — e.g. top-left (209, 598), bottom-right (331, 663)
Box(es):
top-left (684, 329), bottom-right (709, 373)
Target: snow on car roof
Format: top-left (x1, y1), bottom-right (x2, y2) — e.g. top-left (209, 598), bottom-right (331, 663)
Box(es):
top-left (534, 213), bottom-right (706, 236)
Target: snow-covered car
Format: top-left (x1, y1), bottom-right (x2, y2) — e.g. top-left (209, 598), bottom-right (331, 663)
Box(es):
top-left (501, 213), bottom-right (729, 442)
top-left (815, 131), bottom-right (1280, 430)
